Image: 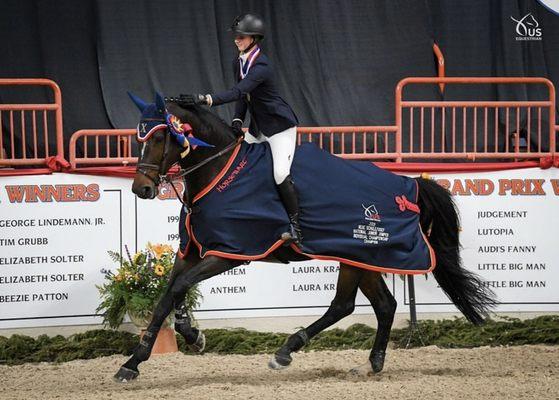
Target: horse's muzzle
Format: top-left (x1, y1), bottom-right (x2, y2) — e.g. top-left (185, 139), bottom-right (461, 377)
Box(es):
top-left (132, 181), bottom-right (158, 199)
top-left (139, 185), bottom-right (157, 199)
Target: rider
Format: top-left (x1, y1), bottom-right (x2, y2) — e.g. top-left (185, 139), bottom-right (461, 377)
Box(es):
top-left (179, 13), bottom-right (302, 244)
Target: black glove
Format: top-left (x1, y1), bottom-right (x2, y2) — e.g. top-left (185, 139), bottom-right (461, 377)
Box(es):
top-left (231, 120), bottom-right (244, 138)
top-left (177, 93), bottom-right (208, 106)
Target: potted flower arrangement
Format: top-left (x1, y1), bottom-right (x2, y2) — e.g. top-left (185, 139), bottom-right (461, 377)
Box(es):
top-left (96, 243), bottom-right (201, 352)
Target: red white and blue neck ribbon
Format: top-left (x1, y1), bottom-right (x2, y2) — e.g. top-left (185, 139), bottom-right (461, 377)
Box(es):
top-left (239, 46), bottom-right (260, 79)
top-left (166, 113), bottom-right (214, 149)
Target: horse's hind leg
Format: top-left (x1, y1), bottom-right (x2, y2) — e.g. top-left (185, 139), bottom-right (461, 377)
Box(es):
top-left (114, 252), bottom-right (199, 382)
top-left (269, 263), bottom-right (363, 369)
top-left (352, 270), bottom-right (396, 374)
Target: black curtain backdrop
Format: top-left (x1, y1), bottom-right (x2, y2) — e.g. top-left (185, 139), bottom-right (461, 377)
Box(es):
top-left (0, 0), bottom-right (558, 158)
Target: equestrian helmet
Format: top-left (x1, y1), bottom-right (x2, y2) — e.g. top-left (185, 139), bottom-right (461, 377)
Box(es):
top-left (230, 13), bottom-right (265, 39)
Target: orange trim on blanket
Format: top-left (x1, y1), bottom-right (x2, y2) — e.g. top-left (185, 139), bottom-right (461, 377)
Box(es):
top-left (418, 223), bottom-right (437, 271)
top-left (179, 145), bottom-right (241, 259)
top-left (289, 241), bottom-right (436, 275)
top-left (190, 227), bottom-right (287, 260)
top-left (412, 178), bottom-right (437, 270)
top-left (193, 144), bottom-right (241, 203)
top-left (201, 240), bottom-right (286, 260)
top-left (189, 226), bottom-right (436, 275)
top-left (177, 212), bottom-right (193, 260)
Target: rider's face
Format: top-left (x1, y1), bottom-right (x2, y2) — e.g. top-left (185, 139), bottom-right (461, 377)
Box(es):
top-left (234, 35), bottom-right (254, 53)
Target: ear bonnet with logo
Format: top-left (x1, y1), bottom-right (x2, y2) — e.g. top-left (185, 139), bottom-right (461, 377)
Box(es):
top-left (128, 91), bottom-right (214, 149)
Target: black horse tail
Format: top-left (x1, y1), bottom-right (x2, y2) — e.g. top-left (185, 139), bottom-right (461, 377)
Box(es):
top-left (415, 177), bottom-right (497, 325)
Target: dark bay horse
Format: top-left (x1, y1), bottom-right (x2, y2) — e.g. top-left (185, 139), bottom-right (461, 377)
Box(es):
top-left (114, 93), bottom-right (496, 382)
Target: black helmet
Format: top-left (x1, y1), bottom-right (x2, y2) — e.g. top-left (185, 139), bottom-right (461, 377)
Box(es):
top-left (230, 13), bottom-right (265, 39)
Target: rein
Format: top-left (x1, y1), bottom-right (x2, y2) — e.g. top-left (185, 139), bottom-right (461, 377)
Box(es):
top-left (137, 128), bottom-right (243, 208)
top-left (161, 136), bottom-right (243, 209)
top-left (162, 136), bottom-right (243, 183)
top-left (135, 109), bottom-right (243, 208)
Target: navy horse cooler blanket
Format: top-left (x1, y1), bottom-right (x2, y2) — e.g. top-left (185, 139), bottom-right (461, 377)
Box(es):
top-left (179, 142), bottom-right (435, 274)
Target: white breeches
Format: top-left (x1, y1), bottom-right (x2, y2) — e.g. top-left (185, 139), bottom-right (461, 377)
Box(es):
top-left (245, 126), bottom-right (297, 184)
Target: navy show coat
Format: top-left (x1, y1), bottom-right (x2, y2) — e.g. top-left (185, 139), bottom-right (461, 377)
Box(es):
top-left (210, 52), bottom-right (298, 137)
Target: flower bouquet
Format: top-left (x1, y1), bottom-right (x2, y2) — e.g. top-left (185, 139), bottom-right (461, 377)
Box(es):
top-left (96, 243), bottom-right (201, 329)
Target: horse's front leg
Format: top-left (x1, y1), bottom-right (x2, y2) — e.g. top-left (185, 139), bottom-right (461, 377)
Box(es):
top-left (114, 255), bottom-right (242, 382)
top-left (114, 252), bottom-right (199, 382)
top-left (171, 255), bottom-right (242, 340)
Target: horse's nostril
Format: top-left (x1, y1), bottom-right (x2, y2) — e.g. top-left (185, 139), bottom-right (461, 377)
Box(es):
top-left (141, 186), bottom-right (152, 198)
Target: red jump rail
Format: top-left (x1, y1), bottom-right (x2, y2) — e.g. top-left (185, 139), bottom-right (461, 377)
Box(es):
top-left (395, 77), bottom-right (556, 162)
top-left (0, 79), bottom-right (64, 168)
top-left (69, 126), bottom-right (399, 169)
top-left (69, 129), bottom-right (136, 169)
top-left (68, 77), bottom-right (557, 170)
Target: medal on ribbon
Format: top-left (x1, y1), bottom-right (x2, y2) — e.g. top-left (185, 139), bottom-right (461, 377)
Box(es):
top-left (239, 46), bottom-right (261, 79)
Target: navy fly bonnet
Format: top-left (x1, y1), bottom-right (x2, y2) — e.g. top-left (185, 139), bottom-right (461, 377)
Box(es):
top-left (128, 92), bottom-right (214, 150)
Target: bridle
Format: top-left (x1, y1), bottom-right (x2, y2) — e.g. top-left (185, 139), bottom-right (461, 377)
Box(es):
top-left (136, 120), bottom-right (172, 187)
top-left (136, 119), bottom-right (242, 206)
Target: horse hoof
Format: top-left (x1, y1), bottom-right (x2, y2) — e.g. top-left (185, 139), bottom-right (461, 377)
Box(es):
top-left (349, 362), bottom-right (373, 377)
top-left (372, 360), bottom-right (384, 373)
top-left (371, 351), bottom-right (386, 373)
top-left (188, 330), bottom-right (206, 353)
top-left (113, 366), bottom-right (139, 383)
top-left (268, 353), bottom-right (292, 370)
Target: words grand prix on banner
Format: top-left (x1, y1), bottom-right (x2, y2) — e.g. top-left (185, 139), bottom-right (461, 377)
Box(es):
top-left (436, 178), bottom-right (559, 196)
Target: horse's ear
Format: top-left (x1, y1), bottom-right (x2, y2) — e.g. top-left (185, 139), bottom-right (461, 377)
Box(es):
top-left (127, 92), bottom-right (149, 113)
top-left (155, 92), bottom-right (166, 113)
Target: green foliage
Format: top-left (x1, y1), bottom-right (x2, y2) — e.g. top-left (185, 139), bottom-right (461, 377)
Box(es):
top-left (96, 244), bottom-right (201, 329)
top-left (1, 316), bottom-right (557, 365)
top-left (391, 315), bottom-right (559, 348)
top-left (195, 329), bottom-right (288, 354)
top-left (0, 330), bottom-right (137, 365)
top-left (307, 323), bottom-right (376, 351)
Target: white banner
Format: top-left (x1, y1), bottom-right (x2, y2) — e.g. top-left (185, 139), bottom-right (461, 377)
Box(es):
top-left (0, 174), bottom-right (125, 328)
top-left (0, 167), bottom-right (557, 328)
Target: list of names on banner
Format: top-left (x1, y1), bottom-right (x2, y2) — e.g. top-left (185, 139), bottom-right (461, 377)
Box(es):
top-left (0, 176), bottom-right (121, 326)
top-left (413, 169), bottom-right (559, 310)
top-left (474, 209), bottom-right (544, 292)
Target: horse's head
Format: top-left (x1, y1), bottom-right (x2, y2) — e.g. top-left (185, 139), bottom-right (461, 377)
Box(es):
top-left (129, 92), bottom-right (214, 199)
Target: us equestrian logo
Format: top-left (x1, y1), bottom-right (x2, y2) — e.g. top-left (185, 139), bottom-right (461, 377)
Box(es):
top-left (362, 204), bottom-right (381, 222)
top-left (510, 13), bottom-right (542, 40)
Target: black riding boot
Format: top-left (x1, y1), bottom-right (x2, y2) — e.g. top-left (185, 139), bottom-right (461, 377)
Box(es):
top-left (277, 175), bottom-right (303, 245)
